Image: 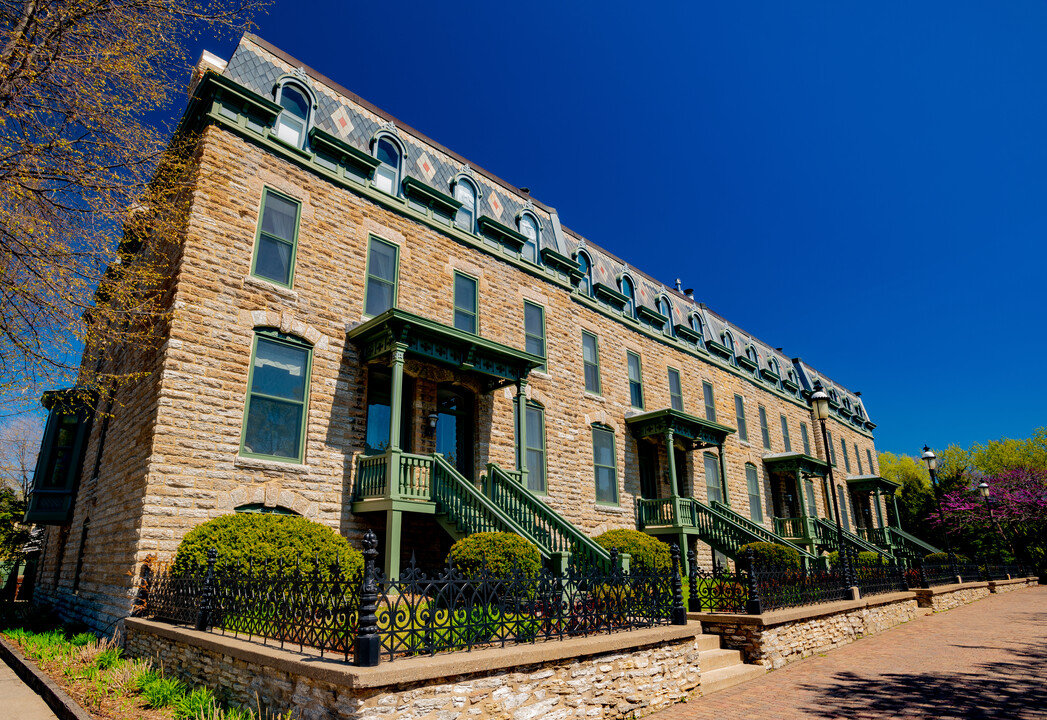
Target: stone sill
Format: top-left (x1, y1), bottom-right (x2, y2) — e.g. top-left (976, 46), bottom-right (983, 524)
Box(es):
top-left (242, 274), bottom-right (299, 302)
top-left (125, 618), bottom-right (701, 690)
top-left (234, 455), bottom-right (311, 474)
top-left (913, 581), bottom-right (989, 599)
top-left (689, 590), bottom-right (918, 628)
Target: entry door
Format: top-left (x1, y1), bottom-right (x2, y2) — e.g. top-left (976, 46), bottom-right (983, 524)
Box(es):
top-left (638, 442), bottom-right (658, 499)
top-left (673, 447), bottom-right (688, 496)
top-left (436, 385), bottom-right (474, 480)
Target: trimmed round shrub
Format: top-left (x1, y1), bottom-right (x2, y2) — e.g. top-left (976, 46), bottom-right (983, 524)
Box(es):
top-left (827, 551), bottom-right (888, 567)
top-left (593, 529), bottom-right (671, 573)
top-left (924, 552), bottom-right (968, 564)
top-left (737, 542), bottom-right (801, 570)
top-left (446, 532), bottom-right (541, 579)
top-left (171, 514), bottom-right (362, 579)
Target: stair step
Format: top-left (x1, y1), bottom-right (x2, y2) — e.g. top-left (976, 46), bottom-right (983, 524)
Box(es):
top-left (701, 662), bottom-right (767, 695)
top-left (698, 647), bottom-right (745, 672)
top-left (694, 634), bottom-right (722, 652)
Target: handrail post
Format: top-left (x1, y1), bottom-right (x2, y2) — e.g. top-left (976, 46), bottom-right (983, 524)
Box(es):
top-left (355, 530), bottom-right (381, 667)
top-left (687, 548), bottom-right (699, 612)
top-left (671, 543), bottom-right (687, 625)
top-left (195, 548), bottom-right (217, 632)
top-left (744, 547), bottom-right (762, 615)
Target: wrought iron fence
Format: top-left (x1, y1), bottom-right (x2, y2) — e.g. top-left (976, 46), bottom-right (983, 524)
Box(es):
top-left (854, 561), bottom-right (908, 596)
top-left (685, 550), bottom-right (749, 613)
top-left (920, 562), bottom-right (959, 587)
top-left (750, 564), bottom-right (850, 612)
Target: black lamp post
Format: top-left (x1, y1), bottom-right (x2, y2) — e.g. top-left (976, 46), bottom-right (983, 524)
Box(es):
top-left (978, 480), bottom-right (1014, 563)
top-left (811, 382), bottom-right (855, 587)
top-left (922, 445), bottom-right (958, 577)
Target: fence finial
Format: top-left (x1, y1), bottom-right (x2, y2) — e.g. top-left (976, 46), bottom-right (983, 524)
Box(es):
top-left (355, 529), bottom-right (381, 667)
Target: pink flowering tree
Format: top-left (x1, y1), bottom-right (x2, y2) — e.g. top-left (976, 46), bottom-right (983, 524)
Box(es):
top-left (934, 468), bottom-right (1047, 572)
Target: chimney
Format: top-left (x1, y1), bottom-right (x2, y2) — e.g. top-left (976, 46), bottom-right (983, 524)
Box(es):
top-left (674, 278), bottom-right (683, 292)
top-left (684, 288), bottom-right (695, 300)
top-left (188, 50), bottom-right (228, 99)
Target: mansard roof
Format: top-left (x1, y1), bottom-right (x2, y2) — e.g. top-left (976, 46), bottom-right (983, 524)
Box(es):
top-left (213, 34), bottom-right (873, 427)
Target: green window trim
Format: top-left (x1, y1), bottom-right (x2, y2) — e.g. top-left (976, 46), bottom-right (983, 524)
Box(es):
top-left (250, 187), bottom-right (302, 289)
top-left (734, 394), bottom-right (748, 443)
top-left (24, 391), bottom-right (94, 525)
top-left (627, 351), bottom-right (644, 409)
top-left (668, 367), bottom-right (684, 412)
top-left (855, 443), bottom-right (863, 474)
top-left (453, 271), bottom-right (479, 334)
top-left (523, 301), bottom-right (546, 372)
top-left (841, 437), bottom-right (851, 472)
top-left (828, 430), bottom-right (837, 466)
top-left (805, 479), bottom-right (818, 517)
top-left (582, 331), bottom-right (601, 395)
top-left (592, 425), bottom-right (618, 506)
top-left (363, 236), bottom-right (399, 317)
top-left (745, 464), bottom-right (762, 522)
top-left (867, 448), bottom-right (875, 474)
top-left (239, 329), bottom-right (313, 464)
top-left (801, 422), bottom-right (811, 456)
top-left (704, 452), bottom-right (722, 504)
top-left (235, 503), bottom-right (299, 515)
top-left (703, 381), bottom-right (716, 422)
top-left (515, 400), bottom-right (547, 494)
top-left (758, 405), bottom-right (770, 449)
top-left (780, 414), bottom-right (792, 452)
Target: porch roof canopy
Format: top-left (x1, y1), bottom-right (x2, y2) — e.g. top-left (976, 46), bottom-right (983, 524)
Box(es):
top-left (625, 408), bottom-right (736, 448)
top-left (846, 474), bottom-right (900, 494)
top-left (762, 452), bottom-right (830, 477)
top-left (347, 309), bottom-right (544, 384)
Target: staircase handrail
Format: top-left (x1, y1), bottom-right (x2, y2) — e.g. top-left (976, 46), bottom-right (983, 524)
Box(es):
top-left (814, 517), bottom-right (894, 558)
top-left (430, 454), bottom-right (552, 557)
top-left (709, 501), bottom-right (817, 561)
top-left (888, 526), bottom-right (942, 556)
top-left (486, 463), bottom-right (612, 571)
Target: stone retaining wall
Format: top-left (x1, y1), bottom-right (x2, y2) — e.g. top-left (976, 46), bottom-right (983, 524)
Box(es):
top-left (697, 593), bottom-right (918, 670)
top-left (989, 578), bottom-right (1038, 594)
top-left (124, 619), bottom-right (702, 720)
top-left (914, 582), bottom-right (991, 611)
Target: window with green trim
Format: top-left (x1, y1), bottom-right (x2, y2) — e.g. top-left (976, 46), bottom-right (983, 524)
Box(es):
top-left (745, 464), bottom-right (762, 522)
top-left (704, 453), bottom-right (722, 503)
top-left (668, 368), bottom-right (684, 411)
top-left (801, 422), bottom-right (811, 455)
top-left (241, 330), bottom-right (312, 462)
top-left (235, 503), bottom-right (298, 515)
top-left (620, 275), bottom-right (636, 318)
top-left (582, 331), bottom-right (600, 394)
top-left (805, 479), bottom-right (817, 517)
top-left (780, 415), bottom-right (792, 452)
top-left (827, 431), bottom-right (837, 466)
top-left (577, 251), bottom-right (593, 297)
top-left (758, 405), bottom-right (770, 449)
top-left (838, 485), bottom-right (851, 531)
top-left (855, 443), bottom-right (863, 474)
top-left (703, 381), bottom-right (716, 421)
top-left (364, 237), bottom-right (398, 316)
top-left (867, 448), bottom-right (874, 474)
top-left (251, 189), bottom-right (301, 288)
top-left (516, 401), bottom-right (547, 494)
top-left (627, 351), bottom-right (644, 409)
top-left (523, 302), bottom-right (546, 372)
top-left (592, 425), bottom-right (618, 505)
top-left (841, 437), bottom-right (851, 472)
top-left (453, 272), bottom-right (478, 334)
top-left (734, 394), bottom-right (748, 442)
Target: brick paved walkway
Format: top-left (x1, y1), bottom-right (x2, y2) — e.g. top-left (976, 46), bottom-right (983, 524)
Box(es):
top-left (654, 585), bottom-right (1047, 720)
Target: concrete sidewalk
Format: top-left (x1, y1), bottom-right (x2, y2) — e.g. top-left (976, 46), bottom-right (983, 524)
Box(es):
top-left (0, 659), bottom-right (59, 720)
top-left (654, 585), bottom-right (1047, 720)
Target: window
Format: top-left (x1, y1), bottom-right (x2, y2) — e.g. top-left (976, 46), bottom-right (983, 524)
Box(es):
top-left (780, 415), bottom-right (792, 452)
top-left (519, 213), bottom-right (539, 263)
top-left (620, 275), bottom-right (636, 318)
top-left (668, 368), bottom-right (684, 411)
top-left (805, 480), bottom-right (817, 517)
top-left (627, 351), bottom-right (644, 409)
top-left (801, 422), bottom-right (811, 455)
top-left (723, 330), bottom-right (737, 365)
top-left (241, 330), bottom-right (312, 462)
top-left (867, 449), bottom-right (875, 474)
top-left (516, 402), bottom-right (546, 494)
top-left (855, 443), bottom-right (863, 474)
top-left (523, 302), bottom-right (546, 371)
top-left (657, 296), bottom-right (673, 335)
top-left (746, 345), bottom-right (759, 373)
top-left (364, 237), bottom-right (398, 316)
top-left (703, 381), bottom-right (716, 421)
top-left (582, 332), bottom-right (601, 394)
top-left (746, 464), bottom-right (762, 522)
top-left (274, 83), bottom-right (310, 148)
top-left (704, 453), bottom-right (722, 503)
top-left (838, 486), bottom-right (851, 531)
top-left (828, 431), bottom-right (837, 466)
top-left (592, 426), bottom-right (617, 505)
top-left (453, 272), bottom-right (478, 334)
top-left (841, 438), bottom-right (851, 472)
top-left (690, 313), bottom-right (704, 339)
top-left (373, 136), bottom-right (402, 195)
top-left (72, 519), bottom-right (89, 593)
top-left (454, 178), bottom-right (478, 232)
top-left (758, 406), bottom-right (770, 449)
top-left (251, 189), bottom-right (301, 288)
top-left (577, 252), bottom-right (593, 297)
top-left (734, 394), bottom-right (748, 442)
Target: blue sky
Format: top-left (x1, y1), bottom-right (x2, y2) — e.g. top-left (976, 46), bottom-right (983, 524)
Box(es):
top-left (183, 1), bottom-right (1046, 455)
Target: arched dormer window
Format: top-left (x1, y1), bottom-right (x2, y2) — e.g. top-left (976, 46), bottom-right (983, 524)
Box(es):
top-left (518, 212), bottom-right (540, 264)
top-left (657, 296), bottom-right (673, 335)
top-left (689, 312), bottom-right (706, 345)
top-left (372, 133), bottom-right (405, 196)
top-left (722, 329), bottom-right (737, 365)
top-left (453, 176), bottom-right (478, 233)
top-left (619, 275), bottom-right (636, 318)
top-left (274, 81), bottom-right (314, 149)
top-left (768, 358), bottom-right (783, 389)
top-left (577, 251), bottom-right (593, 297)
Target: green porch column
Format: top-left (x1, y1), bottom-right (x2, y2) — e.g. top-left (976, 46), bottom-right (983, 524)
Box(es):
top-left (717, 444), bottom-right (730, 506)
top-left (386, 343), bottom-right (407, 501)
top-left (665, 429), bottom-right (679, 497)
top-left (874, 489), bottom-right (885, 528)
top-left (385, 509), bottom-right (402, 580)
top-left (516, 378), bottom-right (529, 487)
top-left (795, 470), bottom-right (809, 517)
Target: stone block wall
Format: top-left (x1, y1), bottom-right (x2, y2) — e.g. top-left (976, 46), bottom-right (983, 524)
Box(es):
top-left (124, 620), bottom-right (702, 720)
top-left (990, 578), bottom-right (1039, 594)
top-left (916, 583), bottom-right (992, 611)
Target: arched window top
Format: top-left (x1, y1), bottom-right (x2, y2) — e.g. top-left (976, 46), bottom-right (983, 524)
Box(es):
top-left (657, 295), bottom-right (674, 334)
top-left (254, 326), bottom-right (313, 347)
top-left (235, 503), bottom-right (299, 515)
top-left (722, 329), bottom-right (736, 364)
top-left (372, 131), bottom-right (406, 196)
top-left (576, 250), bottom-right (593, 297)
top-left (746, 345), bottom-right (758, 362)
top-left (619, 274), bottom-right (636, 318)
top-left (453, 175), bottom-right (478, 233)
top-left (768, 357), bottom-right (780, 375)
top-left (518, 211), bottom-right (540, 264)
top-left (689, 312), bottom-right (705, 337)
top-left (273, 79), bottom-right (315, 149)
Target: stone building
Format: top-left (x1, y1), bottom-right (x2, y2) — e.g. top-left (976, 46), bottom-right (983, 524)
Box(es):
top-left (24, 35), bottom-right (934, 631)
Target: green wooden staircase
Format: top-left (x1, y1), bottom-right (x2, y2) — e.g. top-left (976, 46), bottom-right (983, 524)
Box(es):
top-left (857, 526), bottom-right (942, 561)
top-left (813, 517), bottom-right (894, 559)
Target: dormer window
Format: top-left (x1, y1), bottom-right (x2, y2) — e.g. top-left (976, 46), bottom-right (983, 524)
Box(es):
top-left (657, 296), bottom-right (673, 335)
top-left (722, 330), bottom-right (737, 365)
top-left (519, 213), bottom-right (539, 263)
top-left (577, 251), bottom-right (593, 297)
top-left (454, 177), bottom-right (478, 232)
top-left (373, 135), bottom-right (404, 196)
top-left (620, 275), bottom-right (636, 318)
top-left (274, 82), bottom-right (312, 149)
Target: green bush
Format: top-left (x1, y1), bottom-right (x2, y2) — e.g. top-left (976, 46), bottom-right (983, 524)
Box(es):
top-left (446, 532), bottom-right (541, 579)
top-left (924, 552), bottom-right (967, 564)
top-left (173, 686), bottom-right (217, 720)
top-left (593, 529), bottom-right (671, 574)
top-left (737, 542), bottom-right (801, 570)
top-left (140, 676), bottom-right (186, 709)
top-left (827, 551), bottom-right (888, 567)
top-left (171, 514), bottom-right (363, 579)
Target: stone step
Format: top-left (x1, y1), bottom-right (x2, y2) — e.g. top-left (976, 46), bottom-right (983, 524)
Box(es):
top-left (701, 662), bottom-right (767, 695)
top-left (698, 647), bottom-right (745, 672)
top-left (694, 633), bottom-right (722, 652)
